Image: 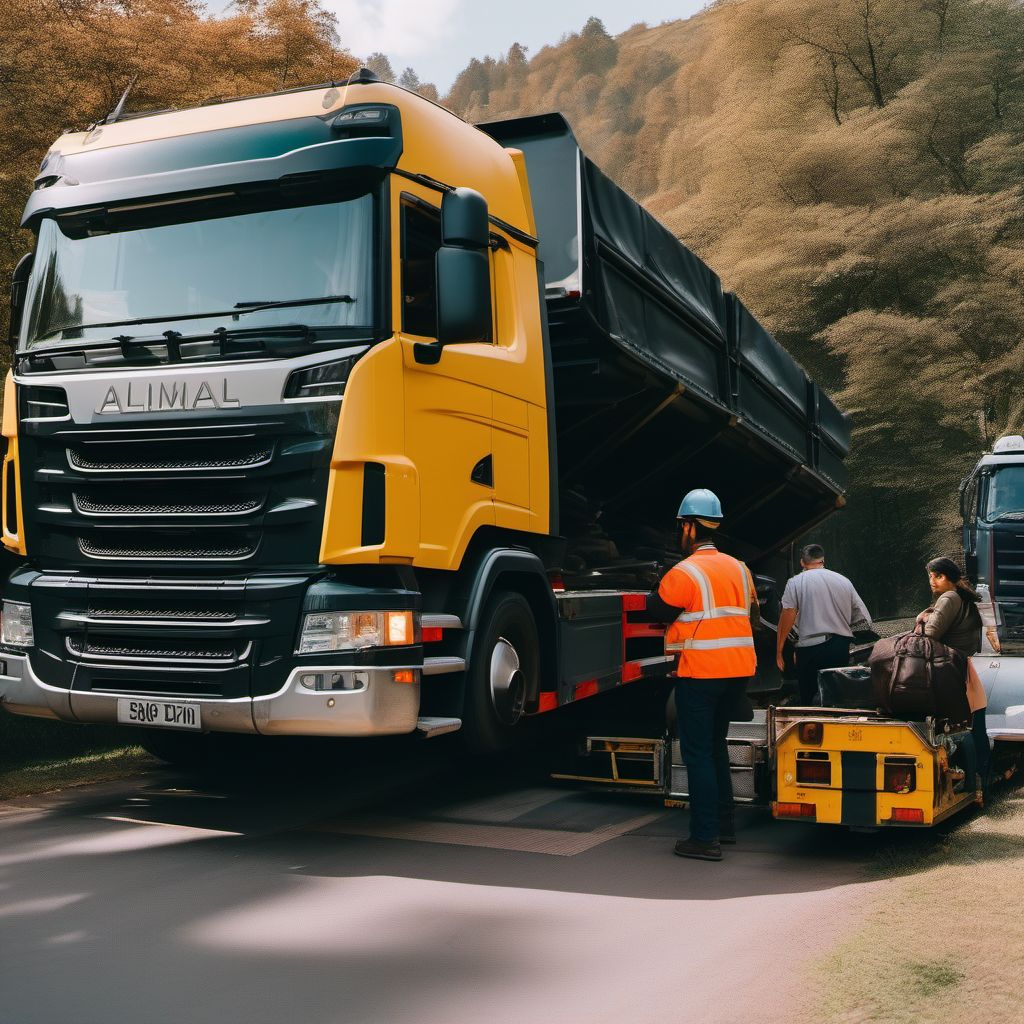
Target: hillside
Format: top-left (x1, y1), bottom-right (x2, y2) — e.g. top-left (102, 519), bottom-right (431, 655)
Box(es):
top-left (444, 1), bottom-right (1024, 614)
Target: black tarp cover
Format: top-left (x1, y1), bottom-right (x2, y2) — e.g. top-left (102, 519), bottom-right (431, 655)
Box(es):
top-left (479, 113), bottom-right (850, 498)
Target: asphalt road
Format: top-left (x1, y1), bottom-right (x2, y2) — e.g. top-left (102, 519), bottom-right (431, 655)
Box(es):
top-left (0, 737), bottom-right (905, 1024)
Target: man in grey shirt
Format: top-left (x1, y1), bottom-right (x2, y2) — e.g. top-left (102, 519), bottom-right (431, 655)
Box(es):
top-left (775, 543), bottom-right (872, 703)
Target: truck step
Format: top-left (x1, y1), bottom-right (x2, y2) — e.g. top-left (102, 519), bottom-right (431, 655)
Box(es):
top-left (423, 656), bottom-right (466, 676)
top-left (552, 737), bottom-right (665, 789)
top-left (416, 716), bottom-right (462, 738)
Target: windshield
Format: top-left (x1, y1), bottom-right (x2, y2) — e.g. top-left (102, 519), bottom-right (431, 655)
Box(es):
top-left (983, 466), bottom-right (1024, 522)
top-left (22, 189), bottom-right (376, 349)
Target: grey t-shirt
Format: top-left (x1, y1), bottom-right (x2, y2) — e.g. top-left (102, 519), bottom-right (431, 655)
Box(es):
top-left (781, 567), bottom-right (872, 648)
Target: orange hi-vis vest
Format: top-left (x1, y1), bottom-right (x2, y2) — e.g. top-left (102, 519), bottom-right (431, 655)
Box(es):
top-left (658, 544), bottom-right (758, 679)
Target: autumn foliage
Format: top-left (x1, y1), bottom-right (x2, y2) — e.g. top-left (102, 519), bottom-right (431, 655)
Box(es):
top-left (1, 2), bottom-right (1022, 612)
top-left (447, 2), bottom-right (1024, 612)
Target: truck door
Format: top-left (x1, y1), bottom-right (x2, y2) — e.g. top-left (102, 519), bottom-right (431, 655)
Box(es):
top-left (395, 185), bottom-right (535, 568)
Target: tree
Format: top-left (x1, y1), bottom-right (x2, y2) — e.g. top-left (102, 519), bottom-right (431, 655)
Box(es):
top-left (439, 0), bottom-right (1024, 612)
top-left (364, 51), bottom-right (395, 83)
top-left (398, 66), bottom-right (420, 91)
top-left (506, 42), bottom-right (528, 73)
top-left (577, 16), bottom-right (618, 74)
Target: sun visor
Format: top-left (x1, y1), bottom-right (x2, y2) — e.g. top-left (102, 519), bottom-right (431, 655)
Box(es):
top-left (23, 111), bottom-right (403, 226)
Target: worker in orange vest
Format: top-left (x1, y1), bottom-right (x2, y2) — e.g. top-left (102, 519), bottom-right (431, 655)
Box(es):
top-left (648, 488), bottom-right (759, 861)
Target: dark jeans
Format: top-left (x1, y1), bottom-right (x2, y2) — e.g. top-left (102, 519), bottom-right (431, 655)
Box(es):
top-left (795, 635), bottom-right (851, 704)
top-left (971, 706), bottom-right (991, 800)
top-left (951, 707), bottom-right (990, 801)
top-left (675, 677), bottom-right (750, 842)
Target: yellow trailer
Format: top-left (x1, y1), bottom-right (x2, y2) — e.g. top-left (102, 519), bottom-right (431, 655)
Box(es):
top-left (770, 706), bottom-right (979, 828)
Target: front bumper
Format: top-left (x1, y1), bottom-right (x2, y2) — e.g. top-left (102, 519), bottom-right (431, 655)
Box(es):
top-left (0, 652), bottom-right (420, 736)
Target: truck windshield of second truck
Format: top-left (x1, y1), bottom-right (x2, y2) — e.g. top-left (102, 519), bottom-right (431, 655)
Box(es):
top-left (22, 190), bottom-right (376, 348)
top-left (985, 467), bottom-right (1024, 522)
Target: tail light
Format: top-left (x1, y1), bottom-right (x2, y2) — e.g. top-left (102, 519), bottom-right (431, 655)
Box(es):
top-left (796, 752), bottom-right (832, 785)
top-left (775, 802), bottom-right (816, 818)
top-left (890, 807), bottom-right (925, 824)
top-left (798, 721), bottom-right (824, 745)
top-left (884, 758), bottom-right (917, 794)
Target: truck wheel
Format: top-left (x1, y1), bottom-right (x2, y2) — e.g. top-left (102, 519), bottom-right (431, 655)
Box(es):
top-left (464, 591), bottom-right (539, 753)
top-left (138, 729), bottom-right (209, 771)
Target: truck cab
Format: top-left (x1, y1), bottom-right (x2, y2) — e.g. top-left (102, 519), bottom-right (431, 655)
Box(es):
top-left (962, 434), bottom-right (1024, 649)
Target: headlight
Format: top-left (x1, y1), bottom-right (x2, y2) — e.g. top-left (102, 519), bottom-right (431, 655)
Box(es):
top-left (283, 355), bottom-right (361, 400)
top-left (297, 610), bottom-right (418, 654)
top-left (1, 600), bottom-right (34, 647)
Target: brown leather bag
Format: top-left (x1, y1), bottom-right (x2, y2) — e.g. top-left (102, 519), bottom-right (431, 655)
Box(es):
top-left (868, 624), bottom-right (971, 727)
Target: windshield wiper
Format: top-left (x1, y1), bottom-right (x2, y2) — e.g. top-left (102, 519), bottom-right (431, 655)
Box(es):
top-left (20, 324), bottom-right (320, 372)
top-left (38, 295), bottom-right (357, 338)
top-left (991, 511), bottom-right (1024, 522)
top-left (233, 294), bottom-right (355, 311)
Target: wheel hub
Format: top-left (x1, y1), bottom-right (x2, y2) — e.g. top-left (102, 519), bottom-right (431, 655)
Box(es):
top-left (489, 637), bottom-right (526, 726)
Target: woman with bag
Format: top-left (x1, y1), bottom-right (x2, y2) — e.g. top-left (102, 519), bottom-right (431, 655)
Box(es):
top-left (917, 557), bottom-right (989, 801)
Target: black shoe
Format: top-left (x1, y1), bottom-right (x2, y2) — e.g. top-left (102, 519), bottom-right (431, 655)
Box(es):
top-left (719, 818), bottom-right (737, 845)
top-left (674, 838), bottom-right (723, 861)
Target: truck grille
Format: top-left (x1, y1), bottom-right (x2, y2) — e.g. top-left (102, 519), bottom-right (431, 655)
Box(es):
top-left (87, 607), bottom-right (237, 621)
top-left (68, 445), bottom-right (273, 473)
top-left (75, 495), bottom-right (263, 516)
top-left (67, 636), bottom-right (245, 664)
top-left (20, 404), bottom-right (340, 572)
top-left (993, 530), bottom-right (1024, 602)
top-left (79, 536), bottom-right (256, 561)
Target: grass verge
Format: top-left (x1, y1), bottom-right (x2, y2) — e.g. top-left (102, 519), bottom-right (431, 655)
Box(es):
top-left (809, 788), bottom-right (1024, 1024)
top-left (0, 746), bottom-right (158, 801)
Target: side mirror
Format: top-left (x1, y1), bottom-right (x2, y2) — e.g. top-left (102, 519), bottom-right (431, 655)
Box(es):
top-left (437, 247), bottom-right (490, 346)
top-left (415, 189), bottom-right (491, 364)
top-left (441, 187), bottom-right (489, 249)
top-left (8, 253), bottom-right (33, 351)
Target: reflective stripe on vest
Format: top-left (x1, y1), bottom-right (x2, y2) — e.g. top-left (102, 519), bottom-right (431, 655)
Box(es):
top-left (673, 606), bottom-right (749, 622)
top-left (666, 636), bottom-right (756, 652)
top-left (678, 560), bottom-right (715, 614)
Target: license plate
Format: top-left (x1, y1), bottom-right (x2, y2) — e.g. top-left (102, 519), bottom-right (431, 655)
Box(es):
top-left (117, 697), bottom-right (201, 731)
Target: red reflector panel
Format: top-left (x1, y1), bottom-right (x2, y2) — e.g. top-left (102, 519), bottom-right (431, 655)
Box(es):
top-left (796, 756), bottom-right (832, 786)
top-left (422, 627), bottom-right (443, 643)
top-left (775, 802), bottom-right (816, 819)
top-left (622, 662), bottom-right (642, 682)
top-left (891, 807), bottom-right (925, 824)
top-left (537, 691), bottom-right (558, 713)
top-left (621, 594), bottom-right (647, 612)
top-left (798, 722), bottom-right (824, 745)
top-left (884, 759), bottom-right (917, 794)
top-left (574, 679), bottom-right (599, 700)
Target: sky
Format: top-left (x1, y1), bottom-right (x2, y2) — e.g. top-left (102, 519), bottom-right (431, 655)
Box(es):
top-left (320, 1), bottom-right (708, 93)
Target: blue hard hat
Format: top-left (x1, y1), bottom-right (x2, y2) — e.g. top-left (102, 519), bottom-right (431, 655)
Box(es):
top-left (677, 488), bottom-right (724, 521)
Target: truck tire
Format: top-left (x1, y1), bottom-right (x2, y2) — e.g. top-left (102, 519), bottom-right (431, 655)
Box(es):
top-left (138, 729), bottom-right (209, 771)
top-left (463, 590), bottom-right (539, 753)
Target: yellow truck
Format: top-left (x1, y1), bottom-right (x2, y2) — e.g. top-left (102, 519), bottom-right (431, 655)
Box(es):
top-left (0, 71), bottom-right (848, 764)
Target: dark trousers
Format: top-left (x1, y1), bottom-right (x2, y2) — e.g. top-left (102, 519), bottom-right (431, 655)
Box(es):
top-left (675, 677), bottom-right (750, 842)
top-left (970, 706), bottom-right (991, 800)
top-left (795, 635), bottom-right (851, 704)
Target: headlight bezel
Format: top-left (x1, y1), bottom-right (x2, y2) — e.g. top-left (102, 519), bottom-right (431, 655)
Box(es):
top-left (296, 609), bottom-right (419, 655)
top-left (1, 600), bottom-right (34, 648)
